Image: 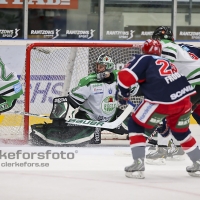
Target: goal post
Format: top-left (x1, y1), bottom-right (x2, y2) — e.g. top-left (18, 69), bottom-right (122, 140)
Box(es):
top-left (0, 42), bottom-right (143, 145)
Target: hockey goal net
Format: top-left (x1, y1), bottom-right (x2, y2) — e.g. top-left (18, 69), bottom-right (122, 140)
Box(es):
top-left (0, 42), bottom-right (143, 144)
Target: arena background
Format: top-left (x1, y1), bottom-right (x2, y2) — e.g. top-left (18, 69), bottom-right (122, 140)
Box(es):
top-left (0, 40), bottom-right (198, 124)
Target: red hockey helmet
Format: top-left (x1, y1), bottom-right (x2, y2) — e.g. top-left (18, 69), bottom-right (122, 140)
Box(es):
top-left (141, 39), bottom-right (162, 56)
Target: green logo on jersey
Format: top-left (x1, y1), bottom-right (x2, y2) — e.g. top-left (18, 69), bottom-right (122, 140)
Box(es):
top-left (101, 96), bottom-right (117, 115)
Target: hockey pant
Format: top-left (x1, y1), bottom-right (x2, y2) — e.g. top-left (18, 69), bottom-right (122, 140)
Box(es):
top-left (146, 85), bottom-right (200, 145)
top-left (128, 98), bottom-right (200, 162)
top-left (190, 84), bottom-right (200, 124)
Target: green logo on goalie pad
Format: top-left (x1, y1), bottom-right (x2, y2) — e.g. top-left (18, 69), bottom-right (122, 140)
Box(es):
top-left (68, 118), bottom-right (105, 127)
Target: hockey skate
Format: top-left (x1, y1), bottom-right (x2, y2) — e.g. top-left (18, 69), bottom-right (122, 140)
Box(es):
top-left (148, 145), bottom-right (157, 151)
top-left (125, 158), bottom-right (145, 179)
top-left (146, 146), bottom-right (167, 165)
top-left (186, 160), bottom-right (200, 177)
top-left (167, 146), bottom-right (185, 161)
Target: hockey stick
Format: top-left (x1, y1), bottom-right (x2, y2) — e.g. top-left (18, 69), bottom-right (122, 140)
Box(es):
top-left (146, 125), bottom-right (177, 150)
top-left (9, 101), bottom-right (135, 129)
top-left (8, 111), bottom-right (50, 118)
top-left (146, 126), bottom-right (160, 143)
top-left (66, 101), bottom-right (134, 129)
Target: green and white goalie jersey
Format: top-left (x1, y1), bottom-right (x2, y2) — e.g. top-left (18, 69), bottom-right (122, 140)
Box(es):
top-left (69, 70), bottom-right (119, 122)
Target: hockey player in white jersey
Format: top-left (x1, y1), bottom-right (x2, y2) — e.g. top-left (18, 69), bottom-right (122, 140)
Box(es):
top-left (145, 26), bottom-right (200, 165)
top-left (0, 57), bottom-right (23, 114)
top-left (30, 54), bottom-right (132, 146)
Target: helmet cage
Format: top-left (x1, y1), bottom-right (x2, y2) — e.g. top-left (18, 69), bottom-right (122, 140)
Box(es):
top-left (152, 26), bottom-right (174, 41)
top-left (96, 54), bottom-right (115, 73)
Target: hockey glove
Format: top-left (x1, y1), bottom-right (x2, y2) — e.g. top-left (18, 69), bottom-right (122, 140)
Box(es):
top-left (115, 89), bottom-right (130, 105)
top-left (130, 83), bottom-right (140, 96)
top-left (156, 118), bottom-right (170, 137)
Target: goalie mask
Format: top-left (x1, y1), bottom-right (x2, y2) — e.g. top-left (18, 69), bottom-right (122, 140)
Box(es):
top-left (152, 26), bottom-right (174, 41)
top-left (142, 39), bottom-right (162, 56)
top-left (96, 54), bottom-right (115, 81)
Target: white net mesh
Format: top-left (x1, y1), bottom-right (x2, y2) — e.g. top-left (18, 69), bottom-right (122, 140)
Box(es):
top-left (0, 42), bottom-right (143, 143)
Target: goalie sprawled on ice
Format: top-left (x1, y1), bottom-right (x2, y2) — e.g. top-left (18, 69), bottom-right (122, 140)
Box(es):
top-left (30, 54), bottom-right (138, 146)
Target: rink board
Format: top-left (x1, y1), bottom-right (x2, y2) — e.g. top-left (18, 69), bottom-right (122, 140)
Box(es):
top-left (0, 115), bottom-right (52, 126)
top-left (0, 114), bottom-right (197, 126)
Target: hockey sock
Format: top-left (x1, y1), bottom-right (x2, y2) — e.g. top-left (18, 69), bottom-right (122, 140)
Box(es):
top-left (186, 146), bottom-right (200, 162)
top-left (179, 134), bottom-right (200, 162)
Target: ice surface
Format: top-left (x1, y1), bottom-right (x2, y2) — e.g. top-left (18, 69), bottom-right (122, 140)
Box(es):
top-left (0, 125), bottom-right (199, 200)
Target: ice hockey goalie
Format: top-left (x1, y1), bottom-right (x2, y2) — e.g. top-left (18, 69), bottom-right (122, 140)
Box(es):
top-left (30, 94), bottom-right (130, 146)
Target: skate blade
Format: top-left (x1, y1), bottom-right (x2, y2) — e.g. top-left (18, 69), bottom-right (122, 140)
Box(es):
top-left (145, 158), bottom-right (166, 165)
top-left (125, 171), bottom-right (145, 179)
top-left (166, 155), bottom-right (185, 161)
top-left (188, 172), bottom-right (200, 177)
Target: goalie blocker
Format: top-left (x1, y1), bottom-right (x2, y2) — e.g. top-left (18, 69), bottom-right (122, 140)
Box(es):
top-left (30, 96), bottom-right (129, 146)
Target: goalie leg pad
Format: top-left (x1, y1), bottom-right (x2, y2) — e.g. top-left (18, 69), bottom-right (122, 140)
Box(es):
top-left (75, 111), bottom-right (101, 144)
top-left (30, 122), bottom-right (95, 146)
top-left (50, 97), bottom-right (69, 120)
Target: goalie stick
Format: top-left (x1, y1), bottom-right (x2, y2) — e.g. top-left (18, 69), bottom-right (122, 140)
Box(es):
top-left (66, 102), bottom-right (134, 129)
top-left (9, 111), bottom-right (50, 118)
top-left (9, 101), bottom-right (135, 129)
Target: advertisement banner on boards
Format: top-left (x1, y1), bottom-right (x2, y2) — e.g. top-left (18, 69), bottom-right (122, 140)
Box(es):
top-left (0, 0), bottom-right (78, 9)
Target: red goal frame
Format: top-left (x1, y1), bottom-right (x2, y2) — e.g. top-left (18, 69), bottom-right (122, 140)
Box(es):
top-left (2, 42), bottom-right (142, 145)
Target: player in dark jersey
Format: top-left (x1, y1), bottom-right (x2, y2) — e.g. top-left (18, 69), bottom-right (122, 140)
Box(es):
top-left (116, 39), bottom-right (200, 178)
top-left (146, 27), bottom-right (200, 164)
top-left (179, 43), bottom-right (200, 58)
